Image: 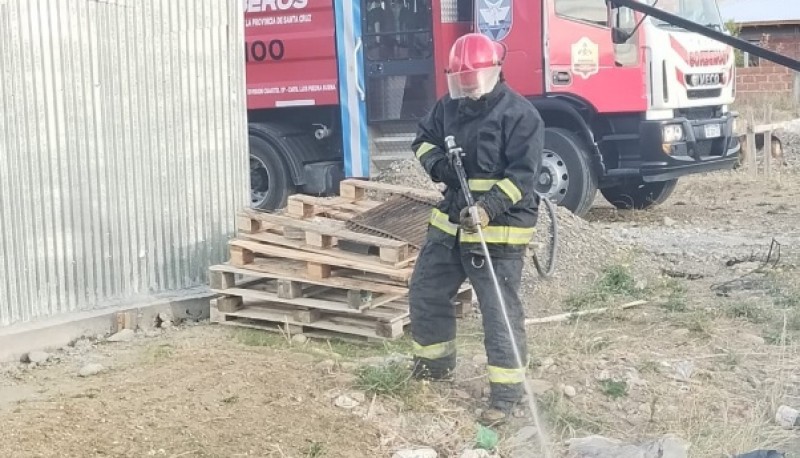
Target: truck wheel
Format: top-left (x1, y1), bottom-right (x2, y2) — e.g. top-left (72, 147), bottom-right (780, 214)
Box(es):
top-left (249, 135), bottom-right (295, 211)
top-left (536, 128), bottom-right (598, 217)
top-left (600, 179), bottom-right (678, 210)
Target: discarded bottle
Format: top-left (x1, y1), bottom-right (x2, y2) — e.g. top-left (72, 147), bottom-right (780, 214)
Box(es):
top-left (775, 405), bottom-right (800, 429)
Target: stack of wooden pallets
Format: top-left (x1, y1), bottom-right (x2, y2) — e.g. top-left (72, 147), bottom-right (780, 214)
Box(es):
top-left (209, 179), bottom-right (473, 342)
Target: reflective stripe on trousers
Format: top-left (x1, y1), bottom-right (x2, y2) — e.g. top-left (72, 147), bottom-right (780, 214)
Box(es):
top-left (413, 339), bottom-right (457, 360)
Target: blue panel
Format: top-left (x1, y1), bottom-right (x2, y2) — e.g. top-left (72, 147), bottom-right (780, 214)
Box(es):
top-left (334, 0), bottom-right (370, 178)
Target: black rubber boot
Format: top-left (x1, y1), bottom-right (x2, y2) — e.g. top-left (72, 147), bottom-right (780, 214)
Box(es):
top-left (411, 355), bottom-right (456, 381)
top-left (479, 399), bottom-right (518, 426)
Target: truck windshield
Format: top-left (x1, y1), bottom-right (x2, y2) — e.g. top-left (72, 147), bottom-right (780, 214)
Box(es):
top-left (647, 0), bottom-right (724, 30)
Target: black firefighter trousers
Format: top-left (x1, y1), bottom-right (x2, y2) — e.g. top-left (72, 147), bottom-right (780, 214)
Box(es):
top-left (408, 236), bottom-right (528, 405)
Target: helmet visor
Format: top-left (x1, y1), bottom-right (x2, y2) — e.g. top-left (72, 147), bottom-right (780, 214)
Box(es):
top-left (446, 66), bottom-right (501, 100)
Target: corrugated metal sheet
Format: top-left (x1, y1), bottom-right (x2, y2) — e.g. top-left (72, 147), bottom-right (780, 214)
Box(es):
top-left (0, 0), bottom-right (249, 327)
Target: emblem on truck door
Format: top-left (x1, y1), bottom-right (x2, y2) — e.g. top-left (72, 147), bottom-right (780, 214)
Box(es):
top-left (477, 0), bottom-right (513, 41)
top-left (571, 37), bottom-right (599, 79)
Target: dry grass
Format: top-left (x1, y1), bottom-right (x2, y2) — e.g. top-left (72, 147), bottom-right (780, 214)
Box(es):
top-left (733, 94), bottom-right (800, 126)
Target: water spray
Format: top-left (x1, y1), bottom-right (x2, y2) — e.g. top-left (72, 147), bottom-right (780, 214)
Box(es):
top-left (444, 136), bottom-right (552, 457)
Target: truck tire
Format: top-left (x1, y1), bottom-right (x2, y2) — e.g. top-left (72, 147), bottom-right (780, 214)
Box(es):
top-left (249, 134), bottom-right (295, 211)
top-left (600, 179), bottom-right (678, 210)
top-left (537, 127), bottom-right (598, 218)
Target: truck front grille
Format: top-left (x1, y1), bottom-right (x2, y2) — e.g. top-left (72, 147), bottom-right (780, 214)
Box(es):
top-left (676, 107), bottom-right (718, 120)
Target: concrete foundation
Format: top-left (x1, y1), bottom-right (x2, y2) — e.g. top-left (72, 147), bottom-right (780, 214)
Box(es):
top-left (0, 288), bottom-right (213, 363)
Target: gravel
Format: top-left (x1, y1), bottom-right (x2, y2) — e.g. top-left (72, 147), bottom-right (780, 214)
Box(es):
top-left (767, 119), bottom-right (800, 168)
top-left (375, 159), bottom-right (441, 192)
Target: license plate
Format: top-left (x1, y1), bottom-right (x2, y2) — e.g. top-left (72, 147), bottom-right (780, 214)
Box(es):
top-left (704, 124), bottom-right (721, 138)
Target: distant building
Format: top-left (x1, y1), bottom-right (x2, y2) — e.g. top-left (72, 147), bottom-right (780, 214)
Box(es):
top-left (718, 0), bottom-right (800, 98)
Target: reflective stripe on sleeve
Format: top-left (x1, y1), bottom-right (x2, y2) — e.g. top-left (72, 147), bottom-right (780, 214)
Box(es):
top-left (467, 178), bottom-right (522, 204)
top-left (467, 178), bottom-right (497, 192)
top-left (487, 365), bottom-right (526, 384)
top-left (413, 340), bottom-right (457, 360)
top-left (415, 142), bottom-right (437, 159)
top-left (429, 208), bottom-right (458, 236)
top-left (496, 178), bottom-right (523, 204)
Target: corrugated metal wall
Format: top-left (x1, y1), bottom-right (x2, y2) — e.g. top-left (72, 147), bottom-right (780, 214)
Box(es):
top-left (0, 0), bottom-right (249, 327)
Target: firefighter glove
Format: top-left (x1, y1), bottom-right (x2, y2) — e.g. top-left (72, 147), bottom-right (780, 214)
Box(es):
top-left (459, 203), bottom-right (490, 233)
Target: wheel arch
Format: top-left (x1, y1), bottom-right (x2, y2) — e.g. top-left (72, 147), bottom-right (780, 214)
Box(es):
top-left (248, 122), bottom-right (331, 187)
top-left (530, 95), bottom-right (606, 176)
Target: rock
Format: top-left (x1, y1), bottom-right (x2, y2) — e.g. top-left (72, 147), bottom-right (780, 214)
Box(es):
top-left (540, 357), bottom-right (555, 370)
top-left (663, 217), bottom-right (677, 227)
top-left (460, 450), bottom-right (493, 458)
top-left (350, 391), bottom-right (366, 403)
top-left (562, 384), bottom-right (577, 398)
top-left (158, 311), bottom-right (174, 327)
top-left (509, 425), bottom-right (538, 445)
top-left (26, 351), bottom-right (50, 364)
top-left (334, 394), bottom-right (360, 409)
top-left (568, 434), bottom-right (689, 458)
top-left (291, 334), bottom-right (308, 344)
top-left (78, 363), bottom-right (105, 377)
top-left (392, 448), bottom-right (438, 458)
top-left (107, 329), bottom-right (135, 343)
top-left (73, 338), bottom-right (93, 351)
top-left (775, 405), bottom-right (800, 428)
top-left (673, 361), bottom-right (694, 382)
top-left (316, 359), bottom-right (337, 374)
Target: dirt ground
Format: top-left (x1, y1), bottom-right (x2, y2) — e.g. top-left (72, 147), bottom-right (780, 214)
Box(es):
top-left (3, 164), bottom-right (800, 457)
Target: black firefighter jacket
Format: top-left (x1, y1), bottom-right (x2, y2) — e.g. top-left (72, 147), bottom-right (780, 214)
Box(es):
top-left (411, 81), bottom-right (544, 257)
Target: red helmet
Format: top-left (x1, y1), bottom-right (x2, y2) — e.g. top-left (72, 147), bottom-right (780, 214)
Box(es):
top-left (446, 33), bottom-right (506, 100)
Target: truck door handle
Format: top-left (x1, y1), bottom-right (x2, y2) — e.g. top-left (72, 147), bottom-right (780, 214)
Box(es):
top-left (354, 38), bottom-right (366, 101)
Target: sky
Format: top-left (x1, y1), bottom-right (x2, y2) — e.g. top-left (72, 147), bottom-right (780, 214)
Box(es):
top-left (717, 0), bottom-right (800, 24)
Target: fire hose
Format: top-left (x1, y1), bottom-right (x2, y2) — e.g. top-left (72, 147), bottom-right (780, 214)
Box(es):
top-left (444, 135), bottom-right (552, 455)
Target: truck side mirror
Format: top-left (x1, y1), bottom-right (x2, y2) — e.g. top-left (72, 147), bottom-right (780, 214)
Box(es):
top-left (612, 27), bottom-right (629, 44)
top-left (609, 6), bottom-right (635, 44)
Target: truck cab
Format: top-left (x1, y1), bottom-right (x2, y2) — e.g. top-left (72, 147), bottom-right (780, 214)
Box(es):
top-left (243, 0), bottom-right (739, 217)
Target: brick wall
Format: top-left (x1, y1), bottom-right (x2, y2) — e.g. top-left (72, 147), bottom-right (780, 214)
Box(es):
top-left (734, 26), bottom-right (800, 96)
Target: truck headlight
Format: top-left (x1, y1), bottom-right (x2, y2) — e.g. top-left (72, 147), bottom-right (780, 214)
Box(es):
top-left (662, 124), bottom-right (684, 143)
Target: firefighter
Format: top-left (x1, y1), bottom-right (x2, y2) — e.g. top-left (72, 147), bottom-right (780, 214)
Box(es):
top-left (408, 32), bottom-right (544, 424)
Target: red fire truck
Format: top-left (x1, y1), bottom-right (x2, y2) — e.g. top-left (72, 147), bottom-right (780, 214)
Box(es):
top-left (244, 0), bottom-right (739, 217)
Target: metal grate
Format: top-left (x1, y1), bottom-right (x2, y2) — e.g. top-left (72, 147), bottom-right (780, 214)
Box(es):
top-left (346, 194), bottom-right (436, 248)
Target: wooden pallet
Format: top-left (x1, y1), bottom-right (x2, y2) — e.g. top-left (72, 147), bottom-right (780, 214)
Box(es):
top-left (209, 268), bottom-right (408, 311)
top-left (231, 211), bottom-right (415, 284)
top-left (211, 298), bottom-right (410, 341)
top-left (208, 266), bottom-right (473, 342)
top-left (209, 180), bottom-right (474, 342)
top-left (283, 179), bottom-right (441, 220)
top-left (236, 209), bottom-right (415, 265)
